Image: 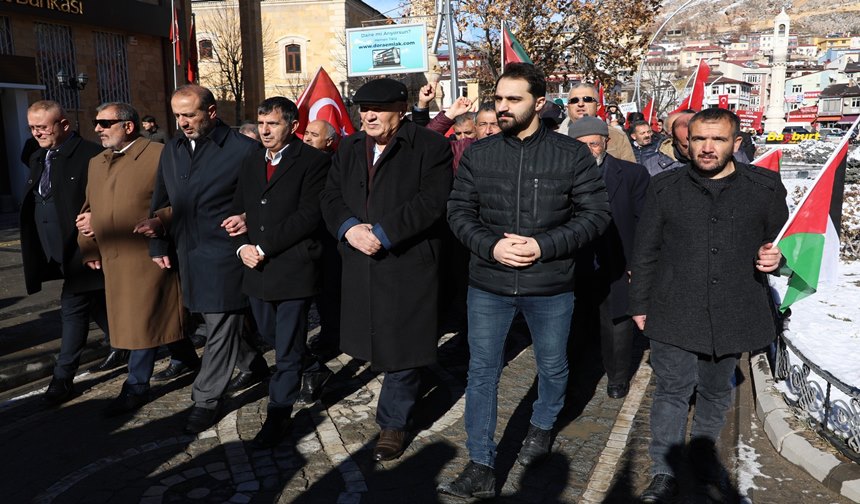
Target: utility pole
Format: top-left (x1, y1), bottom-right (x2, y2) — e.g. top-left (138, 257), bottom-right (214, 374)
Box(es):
top-left (432, 0), bottom-right (458, 104)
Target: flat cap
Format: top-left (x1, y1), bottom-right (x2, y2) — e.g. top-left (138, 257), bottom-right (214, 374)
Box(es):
top-left (568, 116), bottom-right (608, 138)
top-left (353, 78), bottom-right (409, 104)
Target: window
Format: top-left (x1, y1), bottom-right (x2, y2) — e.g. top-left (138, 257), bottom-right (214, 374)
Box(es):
top-left (791, 84), bottom-right (802, 93)
top-left (0, 17), bottom-right (12, 55)
top-left (285, 44), bottom-right (301, 73)
top-left (778, 24), bottom-right (786, 37)
top-left (851, 97), bottom-right (860, 108)
top-left (34, 23), bottom-right (78, 110)
top-left (728, 86), bottom-right (738, 94)
top-left (94, 32), bottom-right (130, 103)
top-left (199, 39), bottom-right (213, 59)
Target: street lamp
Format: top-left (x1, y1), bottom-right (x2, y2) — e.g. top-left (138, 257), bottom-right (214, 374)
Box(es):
top-left (56, 69), bottom-right (88, 131)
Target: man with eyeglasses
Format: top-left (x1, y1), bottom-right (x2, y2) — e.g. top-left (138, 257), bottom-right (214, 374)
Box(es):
top-left (563, 83), bottom-right (636, 163)
top-left (20, 100), bottom-right (109, 404)
top-left (75, 102), bottom-right (198, 416)
top-left (320, 78), bottom-right (453, 462)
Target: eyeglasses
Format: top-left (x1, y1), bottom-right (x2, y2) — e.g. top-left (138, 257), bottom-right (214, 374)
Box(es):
top-left (92, 119), bottom-right (126, 128)
top-left (29, 121), bottom-right (60, 133)
top-left (568, 96), bottom-right (597, 105)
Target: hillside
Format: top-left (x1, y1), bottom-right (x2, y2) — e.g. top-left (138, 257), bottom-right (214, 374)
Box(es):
top-left (656, 0), bottom-right (860, 38)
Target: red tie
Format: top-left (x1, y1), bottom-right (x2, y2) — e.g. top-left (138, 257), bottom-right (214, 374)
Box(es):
top-left (266, 160), bottom-right (276, 182)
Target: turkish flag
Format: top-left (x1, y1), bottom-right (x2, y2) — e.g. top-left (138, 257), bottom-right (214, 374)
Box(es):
top-left (642, 98), bottom-right (660, 132)
top-left (596, 81), bottom-right (606, 120)
top-left (186, 15), bottom-right (198, 83)
top-left (296, 67), bottom-right (356, 139)
top-left (752, 148), bottom-right (782, 173)
top-left (670, 59), bottom-right (711, 114)
top-left (718, 94), bottom-right (729, 109)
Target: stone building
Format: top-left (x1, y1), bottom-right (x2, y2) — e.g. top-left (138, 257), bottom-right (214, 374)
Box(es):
top-left (0, 0), bottom-right (182, 210)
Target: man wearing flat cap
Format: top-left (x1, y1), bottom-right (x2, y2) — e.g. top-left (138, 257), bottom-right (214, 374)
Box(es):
top-left (569, 117), bottom-right (650, 401)
top-left (320, 78), bottom-right (453, 461)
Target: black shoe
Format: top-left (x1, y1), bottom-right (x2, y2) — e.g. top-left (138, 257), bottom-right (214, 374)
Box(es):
top-left (151, 361), bottom-right (199, 382)
top-left (296, 369), bottom-right (332, 406)
top-left (226, 369), bottom-right (268, 394)
top-left (185, 405), bottom-right (219, 434)
top-left (517, 424), bottom-right (553, 466)
top-left (607, 382), bottom-right (629, 399)
top-left (43, 377), bottom-right (75, 405)
top-left (437, 461), bottom-right (496, 499)
top-left (640, 474), bottom-right (678, 504)
top-left (103, 385), bottom-right (150, 417)
top-left (251, 409), bottom-right (292, 449)
top-left (88, 349), bottom-right (130, 373)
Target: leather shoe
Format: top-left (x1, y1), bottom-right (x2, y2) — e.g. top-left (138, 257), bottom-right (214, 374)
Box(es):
top-left (185, 405), bottom-right (219, 434)
top-left (373, 429), bottom-right (406, 461)
top-left (103, 385), bottom-right (150, 417)
top-left (437, 460), bottom-right (495, 499)
top-left (517, 424), bottom-right (553, 466)
top-left (226, 369), bottom-right (268, 394)
top-left (296, 369), bottom-right (332, 406)
top-left (151, 361), bottom-right (199, 382)
top-left (43, 377), bottom-right (75, 405)
top-left (640, 474), bottom-right (678, 503)
top-left (88, 349), bottom-right (129, 373)
top-left (607, 382), bottom-right (629, 399)
top-left (251, 408), bottom-right (292, 449)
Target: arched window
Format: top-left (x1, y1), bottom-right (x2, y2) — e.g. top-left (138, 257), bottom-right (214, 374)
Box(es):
top-left (199, 39), bottom-right (213, 59)
top-left (285, 44), bottom-right (301, 73)
top-left (778, 24), bottom-right (786, 37)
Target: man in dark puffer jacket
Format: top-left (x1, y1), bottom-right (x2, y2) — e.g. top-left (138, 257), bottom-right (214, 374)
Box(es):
top-left (439, 63), bottom-right (611, 499)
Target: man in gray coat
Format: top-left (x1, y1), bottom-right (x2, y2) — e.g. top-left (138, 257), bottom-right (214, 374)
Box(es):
top-left (629, 108), bottom-right (788, 503)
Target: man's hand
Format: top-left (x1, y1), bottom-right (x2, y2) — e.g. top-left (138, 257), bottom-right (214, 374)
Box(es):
top-left (152, 256), bottom-right (171, 269)
top-left (221, 213), bottom-right (247, 237)
top-left (76, 212), bottom-right (94, 237)
top-left (417, 83), bottom-right (436, 109)
top-left (493, 234), bottom-right (539, 268)
top-left (444, 97), bottom-right (473, 120)
top-left (633, 315), bottom-right (646, 331)
top-left (756, 242), bottom-right (782, 273)
top-left (85, 260), bottom-right (101, 270)
top-left (345, 223), bottom-right (382, 256)
top-left (134, 217), bottom-right (164, 238)
top-left (239, 245), bottom-right (264, 269)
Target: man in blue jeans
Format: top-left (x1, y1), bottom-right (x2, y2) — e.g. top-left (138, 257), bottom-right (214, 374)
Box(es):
top-left (440, 63), bottom-right (611, 499)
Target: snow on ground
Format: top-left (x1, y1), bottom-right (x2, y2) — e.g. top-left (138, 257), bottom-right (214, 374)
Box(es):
top-left (736, 433), bottom-right (768, 499)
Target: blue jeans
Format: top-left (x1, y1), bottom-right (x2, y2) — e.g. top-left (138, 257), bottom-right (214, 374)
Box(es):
top-left (464, 287), bottom-right (574, 468)
top-left (648, 339), bottom-right (738, 477)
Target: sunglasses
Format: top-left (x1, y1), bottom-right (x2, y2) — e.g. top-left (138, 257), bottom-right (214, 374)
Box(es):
top-left (568, 96), bottom-right (597, 105)
top-left (92, 119), bottom-right (126, 128)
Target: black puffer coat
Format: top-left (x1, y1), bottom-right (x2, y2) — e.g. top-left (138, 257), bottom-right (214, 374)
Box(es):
top-left (447, 125), bottom-right (611, 296)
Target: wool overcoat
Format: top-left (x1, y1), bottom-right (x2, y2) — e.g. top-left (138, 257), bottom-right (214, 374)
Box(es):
top-left (319, 121), bottom-right (453, 371)
top-left (78, 139), bottom-right (185, 350)
top-left (628, 163), bottom-right (789, 357)
top-left (20, 135), bottom-right (105, 295)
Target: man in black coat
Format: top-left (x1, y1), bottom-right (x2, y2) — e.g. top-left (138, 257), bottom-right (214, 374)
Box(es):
top-left (440, 64), bottom-right (611, 499)
top-left (569, 117), bottom-right (650, 400)
top-left (629, 108), bottom-right (788, 503)
top-left (136, 85), bottom-right (267, 434)
top-left (231, 97), bottom-right (330, 448)
top-left (20, 100), bottom-right (109, 404)
top-left (320, 78), bottom-right (453, 462)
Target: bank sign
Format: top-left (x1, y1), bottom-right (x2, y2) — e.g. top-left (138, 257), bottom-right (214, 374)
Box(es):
top-left (346, 24), bottom-right (428, 77)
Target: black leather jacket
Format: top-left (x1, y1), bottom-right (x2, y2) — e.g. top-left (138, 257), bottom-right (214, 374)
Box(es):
top-left (447, 125), bottom-right (611, 296)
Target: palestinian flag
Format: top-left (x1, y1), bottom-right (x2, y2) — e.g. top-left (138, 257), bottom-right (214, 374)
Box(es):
top-left (752, 148), bottom-right (782, 173)
top-left (501, 21), bottom-right (532, 72)
top-left (776, 128), bottom-right (852, 312)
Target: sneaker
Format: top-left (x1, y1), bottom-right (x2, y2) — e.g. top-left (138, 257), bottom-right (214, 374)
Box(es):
top-left (437, 461), bottom-right (495, 499)
top-left (517, 424), bottom-right (553, 466)
top-left (640, 474), bottom-right (678, 504)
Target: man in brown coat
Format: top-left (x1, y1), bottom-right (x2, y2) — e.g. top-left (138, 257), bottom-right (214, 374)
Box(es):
top-left (77, 102), bottom-right (200, 416)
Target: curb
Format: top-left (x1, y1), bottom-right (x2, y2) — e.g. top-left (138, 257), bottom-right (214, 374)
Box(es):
top-left (749, 352), bottom-right (860, 502)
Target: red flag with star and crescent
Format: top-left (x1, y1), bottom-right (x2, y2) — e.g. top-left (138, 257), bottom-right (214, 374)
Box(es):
top-left (296, 67), bottom-right (356, 139)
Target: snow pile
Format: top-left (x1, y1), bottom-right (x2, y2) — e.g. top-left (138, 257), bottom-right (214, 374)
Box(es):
top-left (736, 435), bottom-right (768, 498)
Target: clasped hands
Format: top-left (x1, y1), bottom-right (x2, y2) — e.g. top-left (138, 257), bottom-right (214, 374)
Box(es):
top-left (492, 233), bottom-right (541, 268)
top-left (345, 223), bottom-right (382, 256)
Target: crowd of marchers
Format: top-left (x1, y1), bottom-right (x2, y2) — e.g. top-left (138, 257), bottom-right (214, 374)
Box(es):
top-left (21, 62), bottom-right (787, 503)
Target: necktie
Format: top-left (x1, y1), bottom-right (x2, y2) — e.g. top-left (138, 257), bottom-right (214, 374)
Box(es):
top-left (266, 160), bottom-right (276, 182)
top-left (38, 150), bottom-right (57, 197)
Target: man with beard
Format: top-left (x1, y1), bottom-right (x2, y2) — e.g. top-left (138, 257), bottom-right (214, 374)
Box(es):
top-left (440, 63), bottom-right (610, 499)
top-left (629, 108), bottom-right (787, 503)
top-left (136, 85), bottom-right (268, 433)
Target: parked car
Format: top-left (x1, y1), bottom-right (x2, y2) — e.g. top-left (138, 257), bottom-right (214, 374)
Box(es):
top-left (824, 129), bottom-right (846, 143)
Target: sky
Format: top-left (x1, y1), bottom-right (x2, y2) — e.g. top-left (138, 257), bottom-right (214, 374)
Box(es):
top-left (363, 0), bottom-right (405, 19)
